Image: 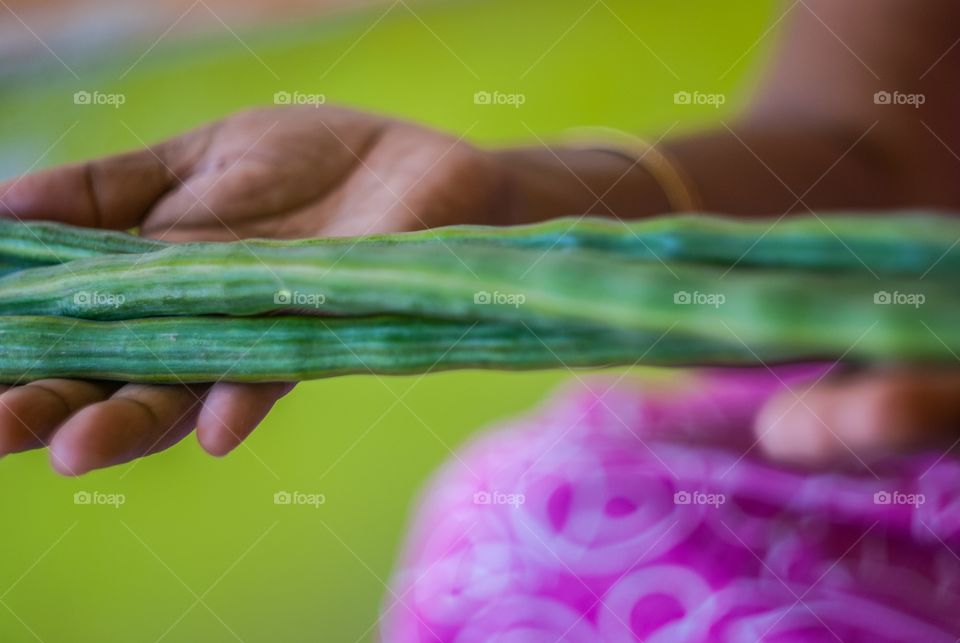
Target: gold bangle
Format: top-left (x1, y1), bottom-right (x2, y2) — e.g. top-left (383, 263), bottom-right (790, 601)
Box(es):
top-left (563, 126), bottom-right (702, 213)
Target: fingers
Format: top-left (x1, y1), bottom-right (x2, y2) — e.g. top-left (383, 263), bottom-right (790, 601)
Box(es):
top-left (48, 384), bottom-right (207, 476)
top-left (196, 382), bottom-right (294, 456)
top-left (0, 125), bottom-right (211, 229)
top-left (0, 379), bottom-right (118, 456)
top-left (0, 150), bottom-right (171, 230)
top-left (755, 367), bottom-right (960, 466)
top-left (0, 378), bottom-right (286, 474)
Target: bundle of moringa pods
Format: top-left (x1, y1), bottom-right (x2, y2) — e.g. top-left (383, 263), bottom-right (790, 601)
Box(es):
top-left (0, 211), bottom-right (955, 383)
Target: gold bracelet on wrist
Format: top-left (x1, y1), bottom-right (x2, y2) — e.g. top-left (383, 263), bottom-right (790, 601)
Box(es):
top-left (563, 126), bottom-right (702, 213)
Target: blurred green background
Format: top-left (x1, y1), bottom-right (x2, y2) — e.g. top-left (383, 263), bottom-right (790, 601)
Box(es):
top-left (0, 1), bottom-right (776, 640)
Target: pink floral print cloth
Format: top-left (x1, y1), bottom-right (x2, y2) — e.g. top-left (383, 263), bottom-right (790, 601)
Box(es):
top-left (381, 367), bottom-right (960, 642)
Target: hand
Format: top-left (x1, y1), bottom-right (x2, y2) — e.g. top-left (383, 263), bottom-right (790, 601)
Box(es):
top-left (755, 366), bottom-right (960, 467)
top-left (0, 106), bottom-right (515, 475)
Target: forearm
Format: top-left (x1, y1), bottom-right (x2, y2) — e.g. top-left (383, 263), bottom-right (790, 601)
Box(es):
top-left (496, 122), bottom-right (903, 223)
top-left (498, 0), bottom-right (960, 224)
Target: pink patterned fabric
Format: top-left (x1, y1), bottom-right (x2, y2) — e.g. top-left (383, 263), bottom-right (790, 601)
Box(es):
top-left (381, 367), bottom-right (960, 641)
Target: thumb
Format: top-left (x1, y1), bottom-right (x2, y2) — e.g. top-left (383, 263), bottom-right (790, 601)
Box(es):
top-left (0, 125), bottom-right (211, 230)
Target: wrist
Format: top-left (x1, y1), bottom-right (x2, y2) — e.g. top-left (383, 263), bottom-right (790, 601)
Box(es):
top-left (492, 145), bottom-right (674, 225)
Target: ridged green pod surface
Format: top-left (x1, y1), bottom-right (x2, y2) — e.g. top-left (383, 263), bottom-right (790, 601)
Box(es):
top-left (0, 212), bottom-right (954, 383)
top-left (0, 239), bottom-right (953, 357)
top-left (2, 211), bottom-right (960, 275)
top-left (0, 315), bottom-right (767, 383)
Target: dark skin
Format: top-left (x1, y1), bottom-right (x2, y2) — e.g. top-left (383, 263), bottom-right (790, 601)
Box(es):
top-left (2, 0), bottom-right (960, 474)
